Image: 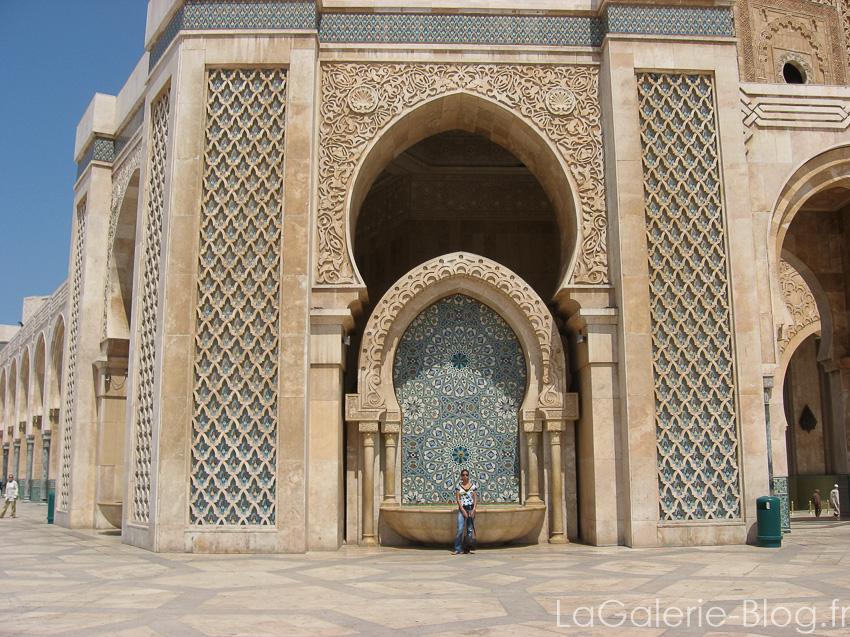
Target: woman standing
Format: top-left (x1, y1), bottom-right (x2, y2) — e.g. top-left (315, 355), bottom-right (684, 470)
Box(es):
top-left (453, 469), bottom-right (478, 554)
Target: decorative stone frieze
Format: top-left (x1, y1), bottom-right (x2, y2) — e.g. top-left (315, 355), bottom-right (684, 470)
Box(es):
top-left (317, 63), bottom-right (608, 287)
top-left (778, 258), bottom-right (821, 354)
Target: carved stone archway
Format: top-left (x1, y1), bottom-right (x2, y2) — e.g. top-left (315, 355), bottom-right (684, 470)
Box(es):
top-left (346, 253), bottom-right (578, 546)
top-left (317, 63), bottom-right (608, 292)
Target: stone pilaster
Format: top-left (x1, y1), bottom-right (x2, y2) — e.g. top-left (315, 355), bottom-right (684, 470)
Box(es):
top-left (23, 436), bottom-right (34, 501)
top-left (41, 431), bottom-right (51, 502)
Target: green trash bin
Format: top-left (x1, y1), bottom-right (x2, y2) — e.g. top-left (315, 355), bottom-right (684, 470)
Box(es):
top-left (47, 492), bottom-right (55, 524)
top-left (757, 496), bottom-right (781, 547)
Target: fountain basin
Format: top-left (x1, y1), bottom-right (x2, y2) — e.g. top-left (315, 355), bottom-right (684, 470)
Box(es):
top-left (381, 502), bottom-right (546, 545)
top-left (97, 501), bottom-right (123, 529)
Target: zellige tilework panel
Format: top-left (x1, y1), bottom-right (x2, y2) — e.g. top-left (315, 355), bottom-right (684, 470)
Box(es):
top-left (59, 201), bottom-right (87, 509)
top-left (394, 295), bottom-right (526, 505)
top-left (189, 69), bottom-right (286, 526)
top-left (637, 73), bottom-right (741, 521)
top-left (132, 90), bottom-right (170, 524)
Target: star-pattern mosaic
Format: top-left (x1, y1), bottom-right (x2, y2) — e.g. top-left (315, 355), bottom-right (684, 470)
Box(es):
top-left (394, 294), bottom-right (526, 505)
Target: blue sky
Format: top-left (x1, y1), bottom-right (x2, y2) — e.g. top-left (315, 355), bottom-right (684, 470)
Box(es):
top-left (0, 1), bottom-right (149, 325)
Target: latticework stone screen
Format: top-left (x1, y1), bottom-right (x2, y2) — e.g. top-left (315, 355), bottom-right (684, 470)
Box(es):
top-left (636, 73), bottom-right (741, 520)
top-left (394, 294), bottom-right (526, 504)
top-left (59, 200), bottom-right (87, 509)
top-left (189, 69), bottom-right (286, 526)
top-left (132, 89), bottom-right (171, 524)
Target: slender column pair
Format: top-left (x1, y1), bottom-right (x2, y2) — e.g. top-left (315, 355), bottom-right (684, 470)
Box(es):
top-left (360, 422), bottom-right (400, 546)
top-left (526, 420), bottom-right (569, 543)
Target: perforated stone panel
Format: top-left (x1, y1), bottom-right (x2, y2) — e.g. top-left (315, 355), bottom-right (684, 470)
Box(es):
top-left (132, 90), bottom-right (170, 524)
top-left (59, 201), bottom-right (87, 509)
top-left (637, 73), bottom-right (741, 520)
top-left (189, 69), bottom-right (286, 526)
top-left (394, 294), bottom-right (526, 505)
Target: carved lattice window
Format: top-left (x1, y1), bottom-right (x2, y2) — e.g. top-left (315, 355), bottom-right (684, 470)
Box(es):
top-left (637, 73), bottom-right (741, 520)
top-left (59, 200), bottom-right (87, 509)
top-left (189, 68), bottom-right (286, 526)
top-left (132, 89), bottom-right (170, 523)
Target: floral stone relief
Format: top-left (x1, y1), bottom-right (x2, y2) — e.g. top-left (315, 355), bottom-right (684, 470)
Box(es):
top-left (317, 63), bottom-right (608, 287)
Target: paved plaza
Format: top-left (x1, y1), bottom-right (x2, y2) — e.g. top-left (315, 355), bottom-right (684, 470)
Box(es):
top-left (1, 503), bottom-right (849, 636)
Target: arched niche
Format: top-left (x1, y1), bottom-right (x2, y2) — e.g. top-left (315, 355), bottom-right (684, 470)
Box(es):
top-left (316, 63), bottom-right (607, 293)
top-left (346, 253), bottom-right (578, 547)
top-left (346, 92), bottom-right (581, 296)
top-left (104, 167), bottom-right (141, 342)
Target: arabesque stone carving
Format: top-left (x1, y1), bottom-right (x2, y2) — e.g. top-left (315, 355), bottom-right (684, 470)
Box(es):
top-left (317, 63), bottom-right (608, 287)
top-left (778, 258), bottom-right (820, 354)
top-left (351, 253), bottom-right (569, 420)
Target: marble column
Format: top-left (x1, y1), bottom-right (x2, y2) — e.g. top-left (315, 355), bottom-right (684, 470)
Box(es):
top-left (524, 422), bottom-right (543, 504)
top-left (547, 421), bottom-right (568, 544)
top-left (23, 436), bottom-right (34, 501)
top-left (2, 444), bottom-right (8, 479)
top-left (41, 431), bottom-right (51, 501)
top-left (12, 439), bottom-right (21, 486)
top-left (360, 423), bottom-right (379, 546)
top-left (382, 424), bottom-right (399, 505)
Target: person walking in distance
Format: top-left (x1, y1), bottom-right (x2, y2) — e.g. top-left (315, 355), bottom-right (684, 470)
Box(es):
top-left (830, 484), bottom-right (841, 517)
top-left (813, 489), bottom-right (822, 517)
top-left (1, 475), bottom-right (18, 518)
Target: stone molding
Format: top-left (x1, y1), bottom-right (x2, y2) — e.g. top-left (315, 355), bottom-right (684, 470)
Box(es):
top-left (347, 252), bottom-right (571, 423)
top-left (741, 85), bottom-right (850, 131)
top-left (317, 62), bottom-right (607, 287)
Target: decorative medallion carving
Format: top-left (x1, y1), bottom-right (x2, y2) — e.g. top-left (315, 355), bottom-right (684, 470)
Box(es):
top-left (757, 16), bottom-right (830, 82)
top-left (318, 63), bottom-right (608, 286)
top-left (778, 258), bottom-right (820, 354)
top-left (347, 85), bottom-right (379, 114)
top-left (545, 87), bottom-right (577, 115)
top-left (351, 253), bottom-right (568, 420)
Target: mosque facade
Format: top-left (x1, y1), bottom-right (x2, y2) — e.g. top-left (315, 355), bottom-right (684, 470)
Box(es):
top-left (1, 0), bottom-right (849, 552)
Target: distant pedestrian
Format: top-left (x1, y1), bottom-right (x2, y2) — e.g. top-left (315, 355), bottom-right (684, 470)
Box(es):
top-left (813, 489), bottom-right (822, 517)
top-left (1, 475), bottom-right (18, 518)
top-left (830, 484), bottom-right (840, 517)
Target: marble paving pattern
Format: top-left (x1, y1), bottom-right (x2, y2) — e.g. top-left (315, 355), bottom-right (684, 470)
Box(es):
top-left (2, 504), bottom-right (850, 635)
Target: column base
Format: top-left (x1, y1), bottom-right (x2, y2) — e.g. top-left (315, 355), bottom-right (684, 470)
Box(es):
top-left (549, 534), bottom-right (569, 544)
top-left (360, 536), bottom-right (379, 546)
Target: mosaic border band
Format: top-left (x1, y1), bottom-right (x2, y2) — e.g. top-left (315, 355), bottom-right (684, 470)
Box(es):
top-left (76, 137), bottom-right (115, 179)
top-left (148, 1), bottom-right (734, 69)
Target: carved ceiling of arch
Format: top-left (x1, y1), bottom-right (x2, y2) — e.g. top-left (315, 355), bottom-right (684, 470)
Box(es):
top-left (317, 63), bottom-right (608, 288)
top-left (102, 146), bottom-right (142, 339)
top-left (349, 253), bottom-right (569, 421)
top-left (778, 258), bottom-right (821, 354)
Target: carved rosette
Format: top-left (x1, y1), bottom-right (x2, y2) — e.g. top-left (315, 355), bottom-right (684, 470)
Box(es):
top-left (778, 258), bottom-right (820, 354)
top-left (352, 252), bottom-right (569, 418)
top-left (317, 63), bottom-right (608, 286)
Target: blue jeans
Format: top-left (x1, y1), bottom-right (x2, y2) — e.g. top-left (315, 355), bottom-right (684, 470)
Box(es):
top-left (455, 506), bottom-right (475, 552)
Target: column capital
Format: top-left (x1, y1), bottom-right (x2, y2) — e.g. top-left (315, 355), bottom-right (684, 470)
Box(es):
top-left (359, 422), bottom-right (379, 434)
top-left (41, 431), bottom-right (52, 443)
top-left (381, 423), bottom-right (399, 434)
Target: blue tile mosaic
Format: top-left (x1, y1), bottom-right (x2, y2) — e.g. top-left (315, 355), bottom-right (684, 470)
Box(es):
top-left (394, 294), bottom-right (526, 505)
top-left (149, 0), bottom-right (317, 69)
top-left (605, 5), bottom-right (734, 37)
top-left (76, 137), bottom-right (115, 179)
top-left (320, 13), bottom-right (603, 46)
top-left (147, 2), bottom-right (734, 66)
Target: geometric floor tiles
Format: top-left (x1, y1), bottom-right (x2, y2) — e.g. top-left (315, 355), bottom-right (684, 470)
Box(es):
top-left (2, 503), bottom-right (850, 635)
